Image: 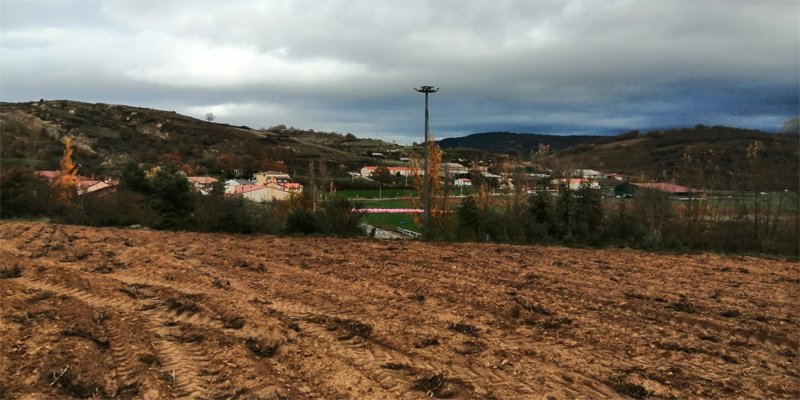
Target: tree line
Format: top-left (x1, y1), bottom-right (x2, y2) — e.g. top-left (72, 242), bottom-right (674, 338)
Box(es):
top-left (1, 140), bottom-right (364, 237)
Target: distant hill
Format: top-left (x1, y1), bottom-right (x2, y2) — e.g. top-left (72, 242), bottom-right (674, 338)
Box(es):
top-left (540, 126), bottom-right (799, 191)
top-left (437, 132), bottom-right (602, 154)
top-left (0, 100), bottom-right (500, 178)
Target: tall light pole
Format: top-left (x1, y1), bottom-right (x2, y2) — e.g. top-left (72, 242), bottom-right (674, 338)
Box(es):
top-left (414, 86), bottom-right (438, 227)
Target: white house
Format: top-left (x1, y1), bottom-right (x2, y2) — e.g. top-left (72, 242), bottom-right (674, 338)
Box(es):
top-left (570, 169), bottom-right (607, 179)
top-left (454, 178), bottom-right (472, 187)
top-left (609, 174), bottom-right (632, 181)
top-left (439, 163), bottom-right (469, 175)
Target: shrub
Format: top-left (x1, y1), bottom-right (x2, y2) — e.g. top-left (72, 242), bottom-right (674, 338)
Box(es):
top-left (285, 207), bottom-right (320, 235)
top-left (284, 198), bottom-right (364, 236)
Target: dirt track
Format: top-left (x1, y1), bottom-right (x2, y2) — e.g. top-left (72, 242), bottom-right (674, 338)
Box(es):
top-left (1, 221), bottom-right (798, 399)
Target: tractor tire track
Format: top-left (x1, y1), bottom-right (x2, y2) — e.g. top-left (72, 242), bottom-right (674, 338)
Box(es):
top-left (16, 276), bottom-right (211, 399)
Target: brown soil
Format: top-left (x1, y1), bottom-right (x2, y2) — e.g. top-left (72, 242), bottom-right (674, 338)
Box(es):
top-left (2, 221), bottom-right (798, 399)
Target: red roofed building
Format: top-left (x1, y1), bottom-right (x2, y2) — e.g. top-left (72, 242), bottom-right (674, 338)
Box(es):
top-left (226, 183), bottom-right (295, 201)
top-left (454, 178), bottom-right (472, 187)
top-left (187, 176), bottom-right (218, 191)
top-left (278, 182), bottom-right (303, 192)
top-left (35, 171), bottom-right (116, 196)
top-left (35, 170), bottom-right (60, 179)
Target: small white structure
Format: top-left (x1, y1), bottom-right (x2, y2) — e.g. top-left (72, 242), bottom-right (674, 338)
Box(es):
top-left (439, 163), bottom-right (468, 175)
top-left (454, 178), bottom-right (472, 187)
top-left (551, 178), bottom-right (600, 190)
top-left (570, 169), bottom-right (607, 179)
top-left (609, 174), bottom-right (631, 181)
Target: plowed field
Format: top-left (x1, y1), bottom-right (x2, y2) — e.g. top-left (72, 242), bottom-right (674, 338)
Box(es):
top-left (1, 221), bottom-right (798, 399)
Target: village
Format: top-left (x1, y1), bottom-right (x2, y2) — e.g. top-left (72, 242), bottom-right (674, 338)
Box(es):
top-left (32, 162), bottom-right (704, 205)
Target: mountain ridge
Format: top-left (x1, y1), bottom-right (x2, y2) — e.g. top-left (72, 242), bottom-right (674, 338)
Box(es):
top-left (437, 131), bottom-right (603, 155)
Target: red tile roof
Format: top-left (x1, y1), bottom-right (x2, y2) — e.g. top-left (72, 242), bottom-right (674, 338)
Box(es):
top-left (364, 166), bottom-right (423, 171)
top-left (228, 185), bottom-right (267, 194)
top-left (188, 176), bottom-right (218, 183)
top-left (36, 170), bottom-right (60, 179)
top-left (78, 180), bottom-right (102, 189)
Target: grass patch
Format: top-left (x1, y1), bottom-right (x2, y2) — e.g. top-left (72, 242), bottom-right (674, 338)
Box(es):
top-left (361, 213), bottom-right (420, 232)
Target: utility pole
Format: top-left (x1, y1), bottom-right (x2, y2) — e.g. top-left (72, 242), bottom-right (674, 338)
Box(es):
top-left (414, 86), bottom-right (438, 227)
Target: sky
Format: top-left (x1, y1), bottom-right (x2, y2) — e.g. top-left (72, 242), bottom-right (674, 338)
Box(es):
top-left (1, 0), bottom-right (798, 145)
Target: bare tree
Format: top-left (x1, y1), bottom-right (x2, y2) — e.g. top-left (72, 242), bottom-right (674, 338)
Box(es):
top-left (777, 116), bottom-right (799, 135)
top-left (205, 113), bottom-right (215, 123)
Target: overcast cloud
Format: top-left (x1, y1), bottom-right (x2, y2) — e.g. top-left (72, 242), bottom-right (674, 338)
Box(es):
top-left (1, 0), bottom-right (798, 144)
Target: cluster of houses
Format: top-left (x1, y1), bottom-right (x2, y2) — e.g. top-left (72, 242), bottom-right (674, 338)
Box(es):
top-left (547, 169), bottom-right (702, 199)
top-left (34, 170), bottom-right (304, 202)
top-left (359, 163), bottom-right (484, 187)
top-left (35, 171), bottom-right (120, 197)
top-left (222, 171), bottom-right (303, 202)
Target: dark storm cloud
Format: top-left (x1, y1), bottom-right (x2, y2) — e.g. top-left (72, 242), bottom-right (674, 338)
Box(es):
top-left (1, 0), bottom-right (797, 144)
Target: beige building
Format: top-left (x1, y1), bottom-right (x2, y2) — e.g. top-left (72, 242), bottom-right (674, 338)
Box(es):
top-left (253, 171), bottom-right (292, 185)
top-left (227, 176), bottom-right (303, 201)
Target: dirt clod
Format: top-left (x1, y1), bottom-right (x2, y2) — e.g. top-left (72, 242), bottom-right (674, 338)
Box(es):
top-left (43, 368), bottom-right (106, 399)
top-left (164, 297), bottom-right (201, 315)
top-left (60, 325), bottom-right (110, 350)
top-left (515, 299), bottom-right (556, 315)
top-left (380, 363), bottom-right (410, 370)
top-left (244, 338), bottom-right (280, 358)
top-left (665, 299), bottom-right (696, 314)
top-left (412, 371), bottom-right (448, 397)
top-left (720, 310), bottom-right (741, 318)
top-left (138, 354), bottom-right (161, 366)
top-left (610, 380), bottom-right (650, 400)
top-left (0, 264), bottom-right (23, 279)
top-left (416, 338), bottom-right (440, 348)
top-left (222, 317), bottom-right (245, 330)
top-left (449, 323), bottom-right (479, 337)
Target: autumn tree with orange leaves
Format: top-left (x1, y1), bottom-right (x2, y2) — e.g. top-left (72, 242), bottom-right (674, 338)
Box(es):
top-left (55, 138), bottom-right (80, 205)
top-left (409, 139), bottom-right (453, 230)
